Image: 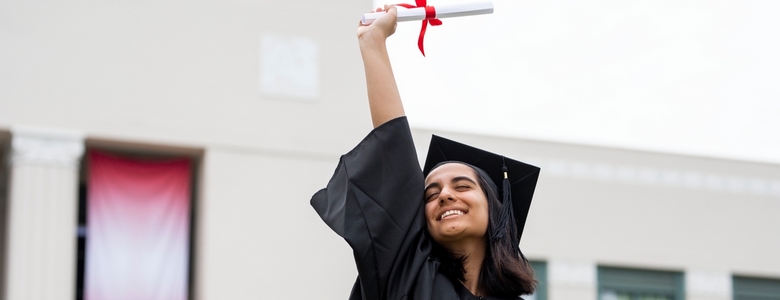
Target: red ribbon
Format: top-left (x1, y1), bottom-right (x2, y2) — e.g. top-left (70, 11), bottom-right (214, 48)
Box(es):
top-left (396, 1), bottom-right (442, 56)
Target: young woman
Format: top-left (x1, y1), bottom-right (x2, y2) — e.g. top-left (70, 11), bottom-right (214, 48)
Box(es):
top-left (311, 5), bottom-right (538, 299)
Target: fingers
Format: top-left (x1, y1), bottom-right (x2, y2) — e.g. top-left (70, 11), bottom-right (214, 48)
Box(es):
top-left (359, 7), bottom-right (381, 27)
top-left (375, 5), bottom-right (395, 13)
top-left (360, 5), bottom-right (394, 25)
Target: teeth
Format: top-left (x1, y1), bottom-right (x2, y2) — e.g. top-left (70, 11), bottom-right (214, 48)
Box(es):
top-left (440, 210), bottom-right (464, 219)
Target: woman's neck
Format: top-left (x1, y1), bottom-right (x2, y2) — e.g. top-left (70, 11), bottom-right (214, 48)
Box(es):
top-left (447, 238), bottom-right (487, 297)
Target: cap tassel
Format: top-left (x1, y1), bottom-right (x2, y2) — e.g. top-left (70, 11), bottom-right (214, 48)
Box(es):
top-left (491, 157), bottom-right (522, 256)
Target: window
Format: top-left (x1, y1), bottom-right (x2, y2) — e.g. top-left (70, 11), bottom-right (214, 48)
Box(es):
top-left (525, 260), bottom-right (548, 300)
top-left (733, 275), bottom-right (780, 300)
top-left (0, 130), bottom-right (9, 296)
top-left (598, 266), bottom-right (684, 300)
top-left (75, 141), bottom-right (202, 300)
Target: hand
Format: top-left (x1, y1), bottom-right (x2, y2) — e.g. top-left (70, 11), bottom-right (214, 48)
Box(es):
top-left (357, 5), bottom-right (398, 44)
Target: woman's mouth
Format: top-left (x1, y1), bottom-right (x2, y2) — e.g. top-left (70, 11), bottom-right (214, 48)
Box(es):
top-left (440, 210), bottom-right (465, 220)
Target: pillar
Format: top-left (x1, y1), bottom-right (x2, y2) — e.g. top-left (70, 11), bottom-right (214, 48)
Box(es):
top-left (4, 126), bottom-right (84, 300)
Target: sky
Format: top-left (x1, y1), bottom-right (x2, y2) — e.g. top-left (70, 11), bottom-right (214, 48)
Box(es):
top-left (374, 0), bottom-right (780, 164)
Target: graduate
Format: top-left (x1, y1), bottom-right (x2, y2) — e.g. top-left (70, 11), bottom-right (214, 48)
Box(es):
top-left (311, 5), bottom-right (541, 299)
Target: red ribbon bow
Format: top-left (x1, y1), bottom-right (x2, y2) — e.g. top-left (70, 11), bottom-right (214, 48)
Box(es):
top-left (396, 1), bottom-right (442, 56)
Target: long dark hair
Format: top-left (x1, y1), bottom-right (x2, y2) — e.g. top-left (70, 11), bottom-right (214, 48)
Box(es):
top-left (430, 164), bottom-right (537, 297)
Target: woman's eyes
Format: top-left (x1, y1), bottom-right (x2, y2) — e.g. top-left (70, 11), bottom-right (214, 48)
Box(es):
top-left (425, 185), bottom-right (471, 201)
top-left (425, 193), bottom-right (439, 202)
top-left (454, 184), bottom-right (472, 191)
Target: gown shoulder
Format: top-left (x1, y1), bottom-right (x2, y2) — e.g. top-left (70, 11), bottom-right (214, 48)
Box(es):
top-left (311, 116), bottom-right (427, 300)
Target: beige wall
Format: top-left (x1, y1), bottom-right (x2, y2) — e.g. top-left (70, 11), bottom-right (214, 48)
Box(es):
top-left (1, 0), bottom-right (373, 298)
top-left (0, 0), bottom-right (373, 157)
top-left (196, 148), bottom-right (356, 298)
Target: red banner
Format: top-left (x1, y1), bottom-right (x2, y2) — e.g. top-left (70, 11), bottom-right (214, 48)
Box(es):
top-left (85, 151), bottom-right (192, 300)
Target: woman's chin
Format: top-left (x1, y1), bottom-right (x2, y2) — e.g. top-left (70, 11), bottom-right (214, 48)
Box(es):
top-left (432, 224), bottom-right (481, 243)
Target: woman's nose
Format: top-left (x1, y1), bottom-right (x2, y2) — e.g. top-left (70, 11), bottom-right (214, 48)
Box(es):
top-left (438, 188), bottom-right (455, 204)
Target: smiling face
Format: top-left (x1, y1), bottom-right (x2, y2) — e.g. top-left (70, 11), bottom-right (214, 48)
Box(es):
top-left (424, 163), bottom-right (490, 247)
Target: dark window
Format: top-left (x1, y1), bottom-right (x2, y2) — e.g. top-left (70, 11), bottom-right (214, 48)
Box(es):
top-left (733, 275), bottom-right (780, 300)
top-left (598, 266), bottom-right (684, 300)
top-left (526, 261), bottom-right (547, 300)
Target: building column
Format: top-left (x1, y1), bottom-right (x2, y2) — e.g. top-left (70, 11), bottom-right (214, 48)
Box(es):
top-left (686, 269), bottom-right (732, 300)
top-left (548, 260), bottom-right (597, 300)
top-left (4, 127), bottom-right (84, 300)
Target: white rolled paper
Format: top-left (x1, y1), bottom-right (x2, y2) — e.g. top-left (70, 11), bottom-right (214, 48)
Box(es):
top-left (361, 1), bottom-right (494, 25)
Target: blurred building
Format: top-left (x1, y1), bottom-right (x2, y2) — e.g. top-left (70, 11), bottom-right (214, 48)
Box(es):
top-left (1, 1), bottom-right (779, 300)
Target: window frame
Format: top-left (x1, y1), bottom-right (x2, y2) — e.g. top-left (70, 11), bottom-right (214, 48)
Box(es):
top-left (597, 266), bottom-right (684, 300)
top-left (528, 260), bottom-right (548, 300)
top-left (733, 275), bottom-right (780, 300)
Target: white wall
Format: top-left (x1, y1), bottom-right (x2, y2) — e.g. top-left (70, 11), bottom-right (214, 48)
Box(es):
top-left (196, 149), bottom-right (357, 299)
top-left (0, 0), bottom-right (372, 156)
top-left (1, 0), bottom-right (374, 298)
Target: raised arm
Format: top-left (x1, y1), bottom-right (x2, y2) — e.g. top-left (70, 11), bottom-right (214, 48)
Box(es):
top-left (358, 5), bottom-right (405, 128)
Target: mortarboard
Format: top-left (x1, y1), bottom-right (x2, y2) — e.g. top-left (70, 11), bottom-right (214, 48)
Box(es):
top-left (422, 135), bottom-right (540, 248)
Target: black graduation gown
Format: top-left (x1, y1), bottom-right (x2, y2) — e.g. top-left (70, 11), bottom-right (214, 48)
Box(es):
top-left (311, 117), bottom-right (523, 300)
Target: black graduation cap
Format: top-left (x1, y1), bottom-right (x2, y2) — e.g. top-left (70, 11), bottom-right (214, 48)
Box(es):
top-left (422, 135), bottom-right (541, 247)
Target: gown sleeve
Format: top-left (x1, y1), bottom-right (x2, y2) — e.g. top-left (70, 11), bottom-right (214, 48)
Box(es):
top-left (311, 116), bottom-right (426, 300)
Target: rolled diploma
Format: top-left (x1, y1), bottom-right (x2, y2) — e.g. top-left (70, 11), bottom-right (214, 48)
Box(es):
top-left (361, 1), bottom-right (493, 25)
